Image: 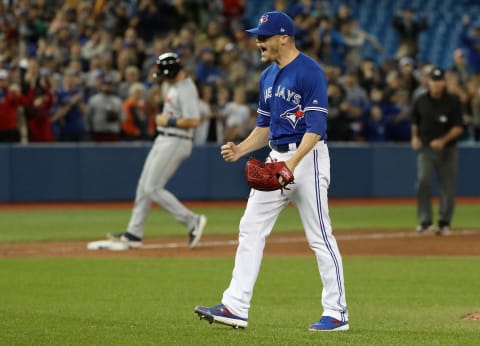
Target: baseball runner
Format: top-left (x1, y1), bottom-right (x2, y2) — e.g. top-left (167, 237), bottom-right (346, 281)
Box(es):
top-left (195, 11), bottom-right (349, 331)
top-left (109, 52), bottom-right (207, 248)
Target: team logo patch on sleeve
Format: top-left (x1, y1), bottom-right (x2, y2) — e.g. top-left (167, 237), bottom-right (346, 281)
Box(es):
top-left (280, 105), bottom-right (305, 128)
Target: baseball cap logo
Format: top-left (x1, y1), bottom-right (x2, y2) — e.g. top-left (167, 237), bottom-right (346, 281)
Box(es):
top-left (246, 11), bottom-right (294, 36)
top-left (259, 15), bottom-right (268, 24)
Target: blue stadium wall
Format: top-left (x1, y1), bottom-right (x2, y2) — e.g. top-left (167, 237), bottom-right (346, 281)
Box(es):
top-left (0, 142), bottom-right (479, 202)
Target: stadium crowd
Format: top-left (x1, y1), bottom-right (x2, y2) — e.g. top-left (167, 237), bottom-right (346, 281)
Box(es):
top-left (0, 0), bottom-right (479, 144)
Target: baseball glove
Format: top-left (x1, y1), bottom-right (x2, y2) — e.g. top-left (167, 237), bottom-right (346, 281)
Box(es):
top-left (245, 158), bottom-right (294, 191)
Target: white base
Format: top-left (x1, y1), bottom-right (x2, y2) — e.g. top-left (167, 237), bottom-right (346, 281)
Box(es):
top-left (87, 240), bottom-right (131, 251)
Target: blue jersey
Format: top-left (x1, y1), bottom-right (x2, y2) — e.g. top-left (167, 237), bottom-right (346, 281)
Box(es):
top-left (256, 53), bottom-right (328, 145)
top-left (55, 88), bottom-right (87, 135)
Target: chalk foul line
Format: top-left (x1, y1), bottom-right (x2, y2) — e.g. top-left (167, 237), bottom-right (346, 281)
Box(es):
top-left (139, 230), bottom-right (480, 250)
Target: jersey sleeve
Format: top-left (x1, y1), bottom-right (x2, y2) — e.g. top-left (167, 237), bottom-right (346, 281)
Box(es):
top-left (301, 67), bottom-right (328, 138)
top-left (180, 82), bottom-right (200, 119)
top-left (255, 70), bottom-right (271, 127)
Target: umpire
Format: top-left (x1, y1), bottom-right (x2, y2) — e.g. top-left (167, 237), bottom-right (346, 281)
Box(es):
top-left (411, 67), bottom-right (463, 235)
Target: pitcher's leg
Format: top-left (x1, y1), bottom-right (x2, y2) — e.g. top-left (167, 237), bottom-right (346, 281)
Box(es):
top-left (294, 150), bottom-right (348, 322)
top-left (222, 190), bottom-right (288, 318)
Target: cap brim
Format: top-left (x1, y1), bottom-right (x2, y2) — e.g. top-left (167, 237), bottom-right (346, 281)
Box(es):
top-left (245, 27), bottom-right (280, 36)
top-left (246, 28), bottom-right (264, 35)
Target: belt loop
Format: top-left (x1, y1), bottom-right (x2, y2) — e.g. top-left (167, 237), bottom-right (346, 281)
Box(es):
top-left (289, 143), bottom-right (297, 151)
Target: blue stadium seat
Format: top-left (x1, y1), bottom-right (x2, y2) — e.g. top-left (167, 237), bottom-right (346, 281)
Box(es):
top-left (354, 0), bottom-right (480, 67)
top-left (241, 0), bottom-right (480, 68)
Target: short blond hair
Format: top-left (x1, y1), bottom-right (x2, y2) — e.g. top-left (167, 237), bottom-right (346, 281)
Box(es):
top-left (128, 82), bottom-right (145, 97)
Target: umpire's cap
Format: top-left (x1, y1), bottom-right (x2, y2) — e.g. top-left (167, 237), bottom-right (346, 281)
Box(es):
top-left (155, 52), bottom-right (182, 79)
top-left (246, 11), bottom-right (294, 36)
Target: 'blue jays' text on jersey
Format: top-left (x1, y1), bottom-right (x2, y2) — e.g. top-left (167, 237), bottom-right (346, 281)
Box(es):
top-left (256, 53), bottom-right (328, 145)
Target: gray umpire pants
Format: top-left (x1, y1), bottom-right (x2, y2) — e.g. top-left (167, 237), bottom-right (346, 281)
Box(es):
top-left (416, 146), bottom-right (458, 226)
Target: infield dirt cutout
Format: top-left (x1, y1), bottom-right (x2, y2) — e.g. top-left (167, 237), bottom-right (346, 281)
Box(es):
top-left (1, 228), bottom-right (479, 258)
top-left (1, 199), bottom-right (479, 258)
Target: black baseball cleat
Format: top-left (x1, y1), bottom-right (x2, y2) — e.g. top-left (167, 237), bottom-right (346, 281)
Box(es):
top-left (188, 215), bottom-right (207, 248)
top-left (107, 231), bottom-right (142, 248)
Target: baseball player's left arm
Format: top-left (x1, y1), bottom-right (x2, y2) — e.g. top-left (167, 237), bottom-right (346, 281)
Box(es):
top-left (156, 81), bottom-right (201, 129)
top-left (284, 62), bottom-right (328, 172)
top-left (284, 132), bottom-right (321, 172)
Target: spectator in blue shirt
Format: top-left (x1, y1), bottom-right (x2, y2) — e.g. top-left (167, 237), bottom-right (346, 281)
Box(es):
top-left (51, 69), bottom-right (88, 141)
top-left (364, 104), bottom-right (388, 142)
top-left (386, 89), bottom-right (412, 142)
top-left (460, 15), bottom-right (480, 75)
top-left (316, 15), bottom-right (347, 69)
top-left (194, 47), bottom-right (223, 85)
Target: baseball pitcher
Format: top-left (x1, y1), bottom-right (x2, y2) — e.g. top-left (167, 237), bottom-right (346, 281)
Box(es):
top-left (195, 11), bottom-right (349, 331)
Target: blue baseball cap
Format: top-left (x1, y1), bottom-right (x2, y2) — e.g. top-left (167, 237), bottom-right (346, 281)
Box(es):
top-left (246, 11), bottom-right (295, 36)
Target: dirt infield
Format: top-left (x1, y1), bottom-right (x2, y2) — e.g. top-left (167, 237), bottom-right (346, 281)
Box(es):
top-left (1, 229), bottom-right (479, 258)
top-left (1, 198), bottom-right (479, 258)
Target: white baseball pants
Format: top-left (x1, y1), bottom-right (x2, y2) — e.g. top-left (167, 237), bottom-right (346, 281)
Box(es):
top-left (222, 141), bottom-right (348, 322)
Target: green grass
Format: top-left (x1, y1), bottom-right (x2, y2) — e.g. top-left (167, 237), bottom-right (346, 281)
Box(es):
top-left (0, 257), bottom-right (479, 345)
top-left (1, 202), bottom-right (479, 345)
top-left (0, 203), bottom-right (479, 243)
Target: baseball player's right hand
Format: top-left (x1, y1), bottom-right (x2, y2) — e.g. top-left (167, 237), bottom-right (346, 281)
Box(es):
top-left (221, 142), bottom-right (240, 162)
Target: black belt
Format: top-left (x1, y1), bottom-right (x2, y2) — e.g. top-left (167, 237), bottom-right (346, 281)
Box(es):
top-left (268, 141), bottom-right (301, 153)
top-left (157, 130), bottom-right (192, 140)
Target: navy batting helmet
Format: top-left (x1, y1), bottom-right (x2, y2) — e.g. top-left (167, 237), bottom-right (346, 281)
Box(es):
top-left (155, 52), bottom-right (182, 79)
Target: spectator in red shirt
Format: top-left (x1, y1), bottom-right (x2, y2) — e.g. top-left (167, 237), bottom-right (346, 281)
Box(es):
top-left (0, 70), bottom-right (24, 142)
top-left (21, 58), bottom-right (55, 142)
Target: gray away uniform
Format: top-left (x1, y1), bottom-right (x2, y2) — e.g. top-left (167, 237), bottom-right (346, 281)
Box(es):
top-left (127, 77), bottom-right (201, 237)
